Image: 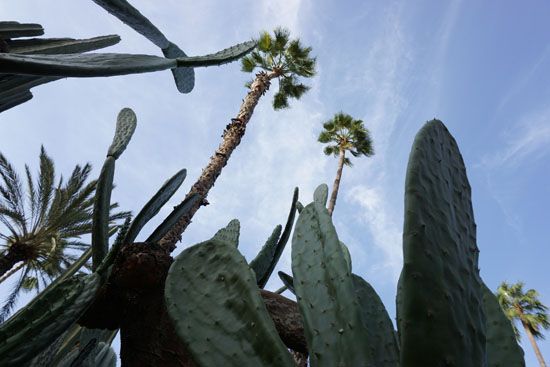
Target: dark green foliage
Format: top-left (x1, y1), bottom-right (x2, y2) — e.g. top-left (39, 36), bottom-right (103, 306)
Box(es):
top-left (211, 219), bottom-right (240, 247)
top-left (318, 112), bottom-right (374, 167)
top-left (123, 169), bottom-right (187, 245)
top-left (483, 283), bottom-right (525, 367)
top-left (291, 201), bottom-right (372, 366)
top-left (353, 274), bottom-right (400, 367)
top-left (241, 27), bottom-right (316, 110)
top-left (164, 240), bottom-right (294, 367)
top-left (398, 119), bottom-right (486, 366)
top-left (249, 187), bottom-right (298, 288)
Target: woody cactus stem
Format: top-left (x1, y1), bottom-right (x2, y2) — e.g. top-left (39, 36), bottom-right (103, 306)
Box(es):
top-left (159, 71), bottom-right (275, 251)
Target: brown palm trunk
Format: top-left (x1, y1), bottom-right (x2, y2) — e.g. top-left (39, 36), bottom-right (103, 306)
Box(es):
top-left (159, 71), bottom-right (277, 252)
top-left (327, 148), bottom-right (345, 216)
top-left (522, 320), bottom-right (547, 367)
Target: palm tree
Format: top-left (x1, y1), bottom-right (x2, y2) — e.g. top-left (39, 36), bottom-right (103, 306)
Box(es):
top-left (318, 112), bottom-right (374, 216)
top-left (496, 281), bottom-right (550, 367)
top-left (158, 28), bottom-right (316, 250)
top-left (0, 146), bottom-right (128, 321)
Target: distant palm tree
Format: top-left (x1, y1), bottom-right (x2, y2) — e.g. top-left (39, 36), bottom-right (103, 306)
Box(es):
top-left (496, 281), bottom-right (549, 367)
top-left (0, 146), bottom-right (128, 321)
top-left (158, 28), bottom-right (316, 250)
top-left (318, 112), bottom-right (374, 216)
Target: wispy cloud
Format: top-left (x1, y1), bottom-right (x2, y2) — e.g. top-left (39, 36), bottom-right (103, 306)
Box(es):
top-left (480, 107), bottom-right (550, 168)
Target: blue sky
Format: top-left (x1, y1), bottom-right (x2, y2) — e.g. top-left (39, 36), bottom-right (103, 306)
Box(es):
top-left (1, 0), bottom-right (549, 365)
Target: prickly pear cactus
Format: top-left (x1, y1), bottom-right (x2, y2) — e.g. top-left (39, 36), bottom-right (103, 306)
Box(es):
top-left (211, 219), bottom-right (240, 247)
top-left (107, 107), bottom-right (137, 159)
top-left (165, 240), bottom-right (294, 367)
top-left (292, 201), bottom-right (372, 367)
top-left (352, 274), bottom-right (399, 367)
top-left (482, 283), bottom-right (525, 366)
top-left (397, 119), bottom-right (486, 366)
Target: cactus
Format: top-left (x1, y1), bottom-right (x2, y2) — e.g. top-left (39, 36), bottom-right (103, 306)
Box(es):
top-left (164, 240), bottom-right (295, 367)
top-left (0, 40), bottom-right (256, 78)
top-left (353, 274), bottom-right (400, 367)
top-left (291, 201), bottom-right (372, 366)
top-left (313, 183), bottom-right (328, 207)
top-left (0, 21), bottom-right (43, 38)
top-left (145, 193), bottom-right (201, 243)
top-left (92, 0), bottom-right (195, 93)
top-left (340, 241), bottom-right (352, 272)
top-left (0, 273), bottom-right (100, 367)
top-left (123, 169), bottom-right (187, 244)
top-left (92, 108), bottom-right (136, 269)
top-left (250, 187), bottom-right (299, 288)
top-left (211, 219), bottom-right (241, 247)
top-left (397, 119), bottom-right (486, 366)
top-left (277, 271), bottom-right (295, 294)
top-left (482, 282), bottom-right (525, 366)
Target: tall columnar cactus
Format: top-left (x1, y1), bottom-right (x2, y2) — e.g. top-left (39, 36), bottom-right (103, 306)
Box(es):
top-left (397, 119), bottom-right (486, 366)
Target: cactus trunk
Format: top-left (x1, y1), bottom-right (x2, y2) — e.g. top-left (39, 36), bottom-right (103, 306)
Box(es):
top-left (327, 148), bottom-right (345, 216)
top-left (158, 71), bottom-right (275, 251)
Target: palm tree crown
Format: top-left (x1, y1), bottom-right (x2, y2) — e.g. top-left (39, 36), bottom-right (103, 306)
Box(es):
top-left (0, 147), bottom-right (128, 320)
top-left (318, 112), bottom-right (374, 166)
top-left (241, 27), bottom-right (316, 109)
top-left (497, 281), bottom-right (550, 340)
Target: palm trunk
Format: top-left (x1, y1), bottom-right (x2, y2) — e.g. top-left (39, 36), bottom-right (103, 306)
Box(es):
top-left (522, 320), bottom-right (547, 367)
top-left (327, 148), bottom-right (345, 216)
top-left (158, 71), bottom-right (276, 252)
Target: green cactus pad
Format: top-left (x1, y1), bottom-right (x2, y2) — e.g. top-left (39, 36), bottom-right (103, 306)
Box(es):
top-left (10, 35), bottom-right (121, 55)
top-left (0, 52), bottom-right (177, 77)
top-left (145, 193), bottom-right (201, 243)
top-left (352, 274), bottom-right (400, 367)
top-left (249, 225), bottom-right (282, 287)
top-left (123, 169), bottom-right (187, 244)
top-left (107, 107), bottom-right (137, 159)
top-left (162, 42), bottom-right (195, 94)
top-left (296, 200), bottom-right (304, 213)
top-left (398, 119), bottom-right (486, 366)
top-left (96, 215), bottom-right (131, 275)
top-left (482, 282), bottom-right (525, 367)
top-left (175, 40), bottom-right (257, 68)
top-left (91, 156), bottom-right (115, 270)
top-left (0, 21), bottom-right (44, 38)
top-left (165, 240), bottom-right (294, 367)
top-left (313, 183), bottom-right (328, 207)
top-left (211, 219), bottom-right (240, 247)
top-left (340, 241), bottom-right (352, 272)
top-left (277, 271), bottom-right (295, 295)
top-left (292, 202), bottom-right (372, 367)
top-left (0, 273), bottom-right (100, 367)
top-left (250, 187), bottom-right (299, 288)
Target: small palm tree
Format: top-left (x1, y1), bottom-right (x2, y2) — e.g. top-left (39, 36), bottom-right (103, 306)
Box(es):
top-left (496, 281), bottom-right (549, 367)
top-left (158, 28), bottom-right (316, 250)
top-left (0, 147), bottom-right (128, 321)
top-left (318, 112), bottom-right (374, 216)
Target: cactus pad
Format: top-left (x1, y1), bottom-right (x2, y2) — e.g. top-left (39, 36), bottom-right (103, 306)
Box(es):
top-left (353, 274), bottom-right (400, 367)
top-left (398, 120), bottom-right (486, 366)
top-left (211, 219), bottom-right (240, 247)
top-left (313, 183), bottom-right (328, 207)
top-left (107, 107), bottom-right (137, 159)
top-left (292, 201), bottom-right (372, 366)
top-left (165, 240), bottom-right (294, 367)
top-left (482, 282), bottom-right (525, 366)
top-left (123, 169), bottom-right (186, 244)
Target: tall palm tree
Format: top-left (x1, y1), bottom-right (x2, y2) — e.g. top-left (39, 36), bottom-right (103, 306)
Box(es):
top-left (0, 146), bottom-right (128, 321)
top-left (318, 112), bottom-right (374, 216)
top-left (158, 28), bottom-right (316, 250)
top-left (497, 281), bottom-right (549, 367)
